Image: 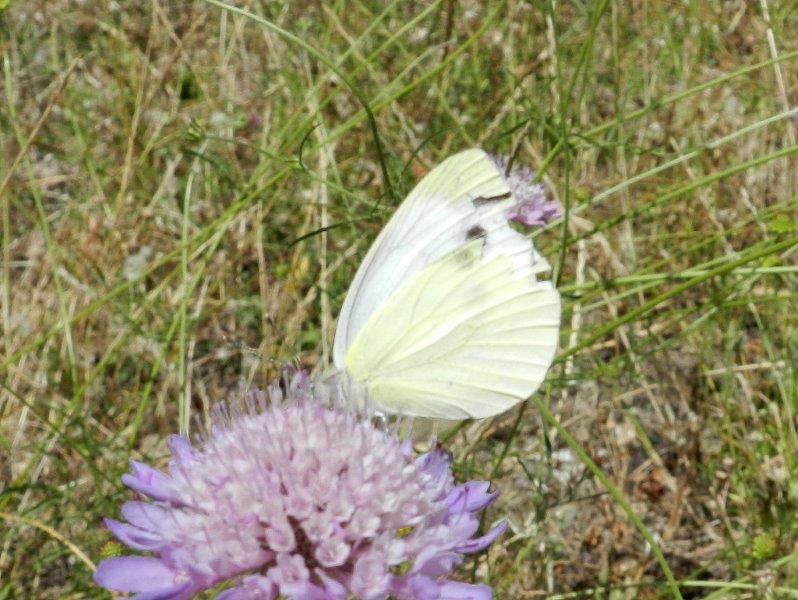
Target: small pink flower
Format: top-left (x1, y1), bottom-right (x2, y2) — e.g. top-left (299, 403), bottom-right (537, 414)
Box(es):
top-left (491, 155), bottom-right (561, 227)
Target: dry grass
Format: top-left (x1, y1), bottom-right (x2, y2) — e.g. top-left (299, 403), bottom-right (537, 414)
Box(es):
top-left (1, 0), bottom-right (797, 598)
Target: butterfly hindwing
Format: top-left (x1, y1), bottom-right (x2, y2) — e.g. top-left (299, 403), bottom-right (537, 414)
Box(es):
top-left (344, 243), bottom-right (560, 418)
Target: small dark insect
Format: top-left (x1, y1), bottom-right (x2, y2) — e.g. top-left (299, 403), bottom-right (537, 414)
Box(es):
top-left (466, 225), bottom-right (487, 240)
top-left (472, 191), bottom-right (511, 207)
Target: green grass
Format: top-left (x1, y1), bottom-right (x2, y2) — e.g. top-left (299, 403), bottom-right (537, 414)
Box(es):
top-left (1, 0), bottom-right (797, 598)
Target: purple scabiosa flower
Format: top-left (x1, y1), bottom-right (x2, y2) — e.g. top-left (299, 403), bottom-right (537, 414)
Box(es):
top-left (491, 155), bottom-right (561, 228)
top-left (94, 369), bottom-right (506, 600)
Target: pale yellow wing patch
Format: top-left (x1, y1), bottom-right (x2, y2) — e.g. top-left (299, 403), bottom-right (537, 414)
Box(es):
top-left (344, 243), bottom-right (560, 419)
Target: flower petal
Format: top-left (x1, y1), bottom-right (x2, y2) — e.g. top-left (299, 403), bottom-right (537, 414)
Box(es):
top-left (135, 589), bottom-right (194, 600)
top-left (415, 447), bottom-right (452, 479)
top-left (217, 575), bottom-right (276, 600)
top-left (290, 582), bottom-right (343, 600)
top-left (455, 521), bottom-right (507, 554)
top-left (121, 501), bottom-right (170, 532)
top-left (439, 581), bottom-right (493, 600)
top-left (316, 569), bottom-right (348, 600)
top-left (445, 511), bottom-right (480, 543)
top-left (104, 518), bottom-right (165, 551)
top-left (445, 481), bottom-right (498, 514)
top-left (400, 437), bottom-right (413, 458)
top-left (93, 556), bottom-right (185, 595)
top-left (168, 434), bottom-right (195, 464)
top-left (415, 447), bottom-right (455, 498)
top-left (350, 552), bottom-right (391, 600)
top-left (392, 574), bottom-right (440, 600)
top-left (122, 460), bottom-right (174, 502)
top-left (412, 548), bottom-right (463, 578)
top-left (215, 587), bottom-right (250, 600)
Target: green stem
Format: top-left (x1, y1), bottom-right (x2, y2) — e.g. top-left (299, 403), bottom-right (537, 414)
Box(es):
top-left (558, 233), bottom-right (798, 362)
top-left (202, 0), bottom-right (397, 203)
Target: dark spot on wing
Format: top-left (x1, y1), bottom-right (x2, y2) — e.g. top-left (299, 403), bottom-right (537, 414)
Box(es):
top-left (466, 225), bottom-right (487, 240)
top-left (472, 191), bottom-right (511, 207)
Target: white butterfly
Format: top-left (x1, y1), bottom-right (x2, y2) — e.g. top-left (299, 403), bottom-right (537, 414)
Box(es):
top-left (332, 148), bottom-right (561, 419)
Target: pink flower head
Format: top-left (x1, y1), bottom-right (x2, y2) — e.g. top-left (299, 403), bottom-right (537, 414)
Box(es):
top-left (94, 369), bottom-right (505, 599)
top-left (491, 155), bottom-right (561, 228)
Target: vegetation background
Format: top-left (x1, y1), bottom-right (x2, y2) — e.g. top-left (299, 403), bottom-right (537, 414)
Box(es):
top-left (1, 0), bottom-right (797, 598)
